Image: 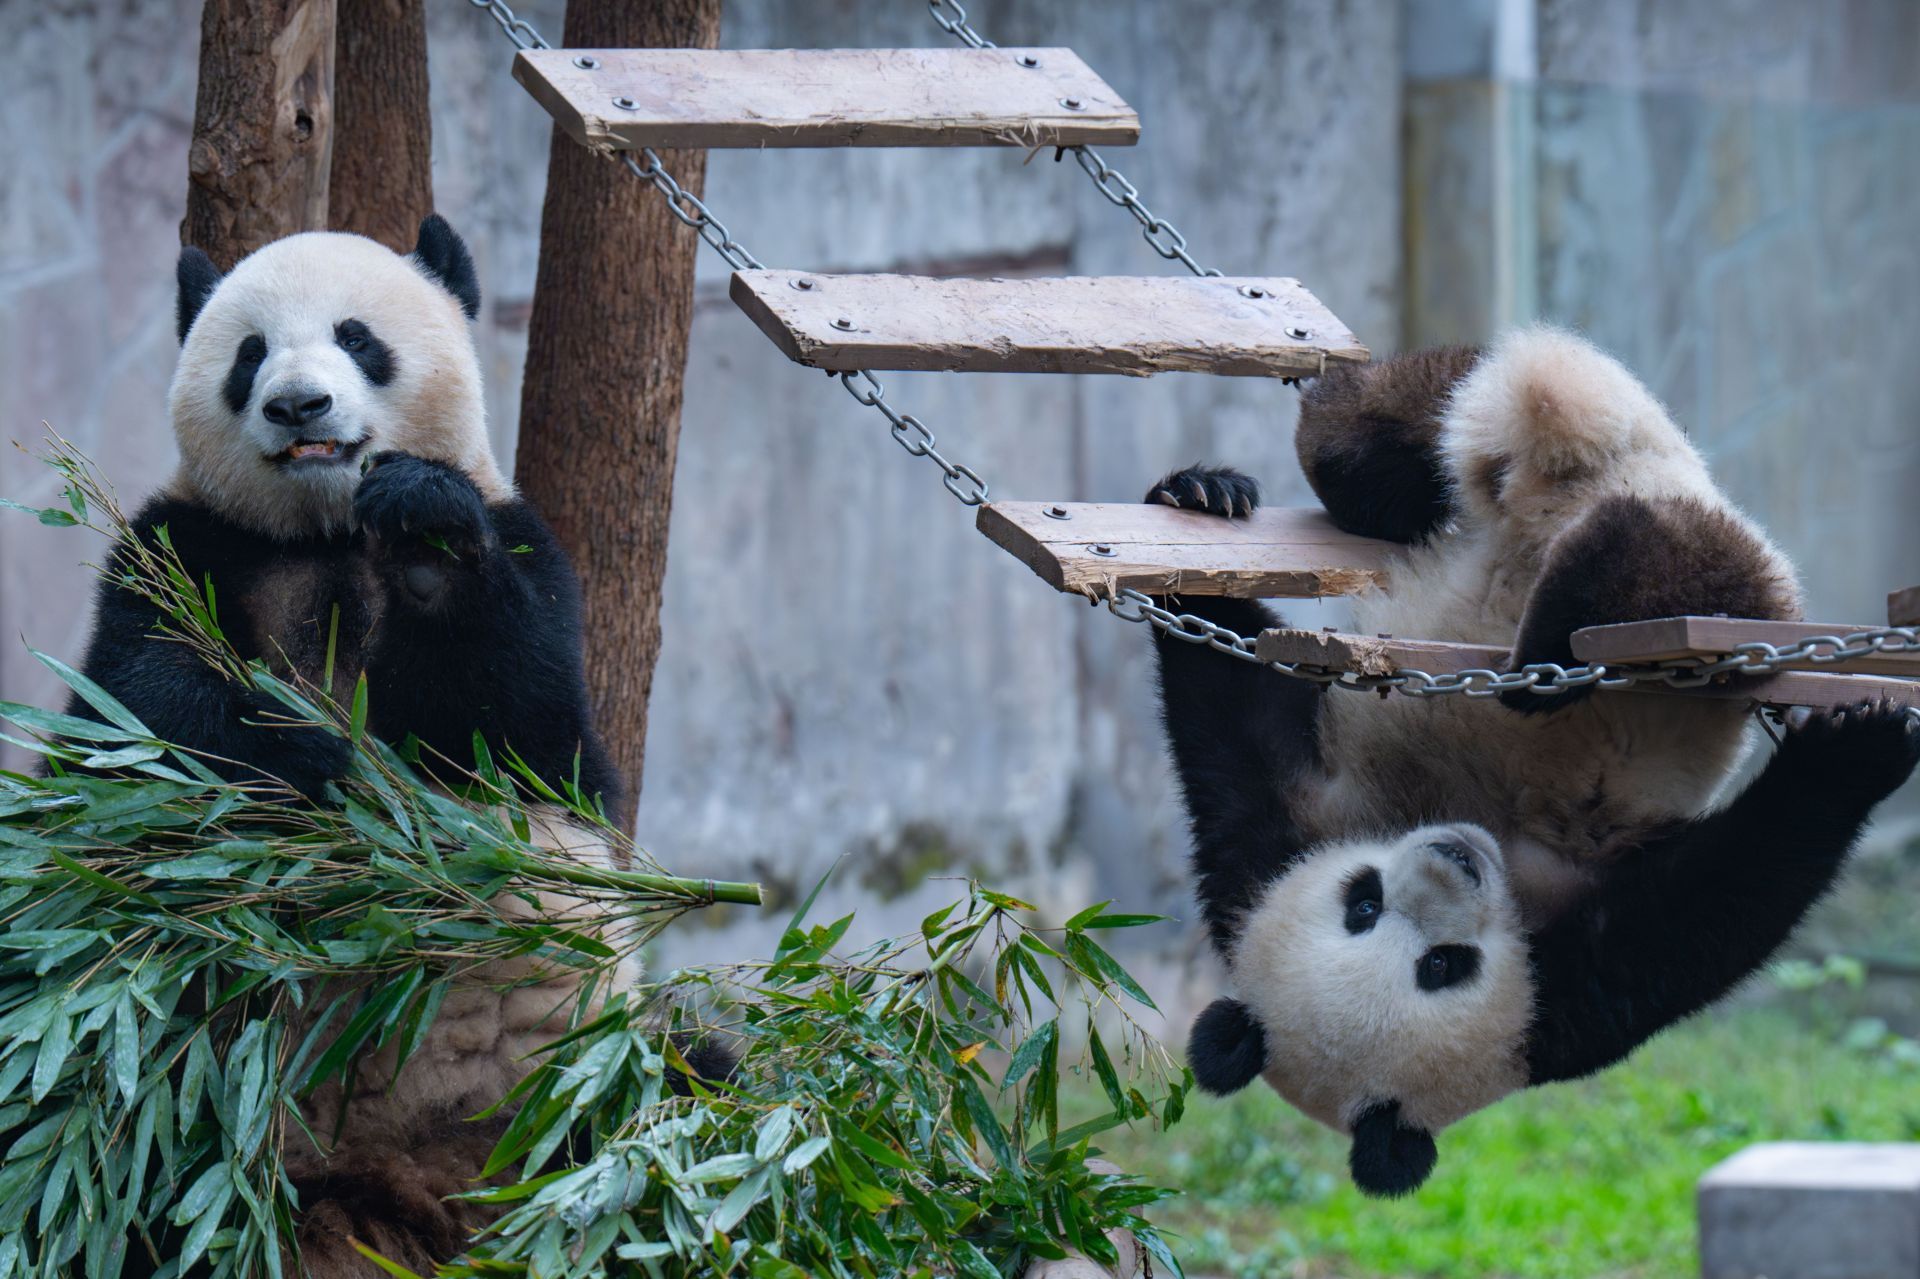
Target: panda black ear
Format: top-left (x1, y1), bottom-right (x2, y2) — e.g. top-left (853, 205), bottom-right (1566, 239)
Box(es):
top-left (412, 214), bottom-right (481, 319)
top-left (176, 247), bottom-right (222, 345)
top-left (1187, 997), bottom-right (1267, 1095)
top-left (1348, 1101), bottom-right (1438, 1198)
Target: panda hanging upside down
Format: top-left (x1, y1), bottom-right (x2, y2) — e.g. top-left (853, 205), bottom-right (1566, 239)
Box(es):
top-left (1149, 327), bottom-right (1920, 1198)
top-left (68, 217), bottom-right (685, 1276)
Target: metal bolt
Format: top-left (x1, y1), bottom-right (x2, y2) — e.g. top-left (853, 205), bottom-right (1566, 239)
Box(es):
top-left (1286, 325), bottom-right (1311, 340)
top-left (573, 54), bottom-right (601, 70)
top-left (789, 278), bottom-right (817, 292)
top-left (1044, 504), bottom-right (1071, 520)
top-left (612, 96), bottom-right (638, 111)
top-left (1238, 285), bottom-right (1269, 300)
top-left (1017, 53), bottom-right (1041, 68)
top-left (832, 317), bottom-right (856, 331)
top-left (1088, 543), bottom-right (1117, 558)
top-left (1059, 97), bottom-right (1085, 111)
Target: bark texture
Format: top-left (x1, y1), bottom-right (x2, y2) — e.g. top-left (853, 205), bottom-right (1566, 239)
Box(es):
top-left (330, 0), bottom-right (434, 251)
top-left (515, 0), bottom-right (721, 828)
top-left (183, 0), bottom-right (337, 267)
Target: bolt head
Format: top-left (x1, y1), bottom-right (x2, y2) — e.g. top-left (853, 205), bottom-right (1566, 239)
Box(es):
top-left (612, 96), bottom-right (638, 111)
top-left (832, 317), bottom-right (856, 331)
top-left (1059, 97), bottom-right (1085, 111)
top-left (1017, 53), bottom-right (1041, 68)
top-left (1286, 325), bottom-right (1311, 340)
top-left (1088, 543), bottom-right (1116, 557)
top-left (789, 278), bottom-right (816, 291)
top-left (1044, 504), bottom-right (1071, 520)
top-left (573, 54), bottom-right (601, 70)
top-left (1238, 284), bottom-right (1268, 300)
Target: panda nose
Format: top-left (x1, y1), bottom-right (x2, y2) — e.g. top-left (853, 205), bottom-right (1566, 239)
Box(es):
top-left (263, 392), bottom-right (333, 428)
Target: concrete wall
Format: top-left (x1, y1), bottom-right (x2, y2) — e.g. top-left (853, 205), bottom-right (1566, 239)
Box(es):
top-left (2, 1), bottom-right (1915, 1011)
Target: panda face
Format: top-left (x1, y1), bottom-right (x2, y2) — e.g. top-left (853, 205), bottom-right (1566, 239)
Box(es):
top-left (1192, 822), bottom-right (1534, 1196)
top-left (167, 224), bottom-right (508, 540)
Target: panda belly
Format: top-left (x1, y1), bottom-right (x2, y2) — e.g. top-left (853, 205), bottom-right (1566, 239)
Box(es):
top-left (1300, 527), bottom-right (1758, 924)
top-left (286, 811), bottom-right (638, 1190)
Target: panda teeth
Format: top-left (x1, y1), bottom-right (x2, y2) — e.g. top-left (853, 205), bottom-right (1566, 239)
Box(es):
top-left (286, 441), bottom-right (341, 460)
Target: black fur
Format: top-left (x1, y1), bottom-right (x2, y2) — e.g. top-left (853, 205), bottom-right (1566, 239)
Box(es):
top-left (412, 215), bottom-right (481, 319)
top-left (1146, 464), bottom-right (1260, 519)
top-left (335, 318), bottom-right (396, 387)
top-left (1525, 700), bottom-right (1920, 1083)
top-left (1147, 467), bottom-right (1323, 952)
top-left (1294, 346), bottom-right (1480, 544)
top-left (223, 335), bottom-right (268, 415)
top-left (1348, 1102), bottom-right (1438, 1198)
top-left (1187, 996), bottom-right (1267, 1094)
top-left (68, 463), bottom-right (616, 807)
top-left (1500, 493), bottom-right (1799, 713)
top-left (176, 246), bottom-right (222, 344)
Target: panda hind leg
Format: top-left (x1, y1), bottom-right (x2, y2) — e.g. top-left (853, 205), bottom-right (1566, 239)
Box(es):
top-left (1502, 494), bottom-right (1799, 713)
top-left (1294, 345), bottom-right (1481, 543)
top-left (287, 1123), bottom-right (503, 1277)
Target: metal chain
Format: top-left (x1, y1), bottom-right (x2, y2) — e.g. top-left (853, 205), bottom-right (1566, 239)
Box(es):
top-left (466, 0), bottom-right (548, 50)
top-left (1107, 588), bottom-right (1920, 706)
top-left (469, 0), bottom-right (989, 506)
top-left (927, 1), bottom-right (1222, 278)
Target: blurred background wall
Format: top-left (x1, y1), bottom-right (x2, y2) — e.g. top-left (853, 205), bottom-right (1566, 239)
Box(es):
top-left (3, 0), bottom-right (1917, 1009)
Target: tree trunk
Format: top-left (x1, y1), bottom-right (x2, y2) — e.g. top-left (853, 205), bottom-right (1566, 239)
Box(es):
top-left (183, 0), bottom-right (337, 268)
top-left (516, 0), bottom-right (721, 829)
top-left (330, 0), bottom-right (434, 251)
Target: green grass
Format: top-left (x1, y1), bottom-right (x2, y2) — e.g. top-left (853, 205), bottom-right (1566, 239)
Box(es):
top-left (1090, 1006), bottom-right (1920, 1279)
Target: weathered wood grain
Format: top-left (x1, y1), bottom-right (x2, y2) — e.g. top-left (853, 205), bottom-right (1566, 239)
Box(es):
top-left (1890, 586), bottom-right (1920, 628)
top-left (730, 272), bottom-right (1369, 377)
top-left (513, 47), bottom-right (1140, 151)
top-left (1254, 627), bottom-right (1920, 710)
top-left (1568, 615), bottom-right (1920, 676)
top-left (977, 503), bottom-right (1395, 599)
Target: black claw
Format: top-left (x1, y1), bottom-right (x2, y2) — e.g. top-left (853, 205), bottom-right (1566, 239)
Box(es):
top-left (1143, 465), bottom-right (1261, 518)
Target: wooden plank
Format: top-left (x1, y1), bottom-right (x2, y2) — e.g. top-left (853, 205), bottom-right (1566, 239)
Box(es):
top-left (729, 272), bottom-right (1369, 378)
top-left (1254, 627), bottom-right (1920, 711)
top-left (1569, 616), bottom-right (1920, 676)
top-left (977, 502), bottom-right (1395, 599)
top-left (513, 47), bottom-right (1140, 151)
top-left (1890, 586), bottom-right (1920, 628)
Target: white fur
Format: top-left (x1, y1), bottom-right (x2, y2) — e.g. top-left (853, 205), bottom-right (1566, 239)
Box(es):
top-left (168, 232), bottom-right (510, 541)
top-left (1229, 327), bottom-right (1802, 1137)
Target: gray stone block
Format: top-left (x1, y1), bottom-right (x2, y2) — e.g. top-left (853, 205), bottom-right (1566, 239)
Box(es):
top-left (1698, 1142), bottom-right (1920, 1279)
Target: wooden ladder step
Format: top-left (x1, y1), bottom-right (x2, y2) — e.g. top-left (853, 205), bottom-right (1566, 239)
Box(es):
top-left (1255, 627), bottom-right (1920, 711)
top-left (731, 272), bottom-right (1368, 377)
top-left (513, 47), bottom-right (1139, 151)
top-left (1889, 586), bottom-right (1920, 628)
top-left (1569, 615), bottom-right (1920, 677)
top-left (977, 503), bottom-right (1395, 599)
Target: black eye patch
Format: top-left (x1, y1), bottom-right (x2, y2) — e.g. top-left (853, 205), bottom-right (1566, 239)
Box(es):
top-left (222, 335), bottom-right (268, 414)
top-left (335, 319), bottom-right (395, 387)
top-left (1416, 944), bottom-right (1482, 992)
top-left (1343, 868), bottom-right (1383, 935)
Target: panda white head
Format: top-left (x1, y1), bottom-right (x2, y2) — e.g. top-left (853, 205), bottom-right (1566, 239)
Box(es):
top-left (1189, 823), bottom-right (1535, 1197)
top-left (167, 216), bottom-right (509, 540)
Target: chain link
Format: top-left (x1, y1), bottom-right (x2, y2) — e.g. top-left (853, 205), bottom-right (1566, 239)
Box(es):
top-left (470, 0), bottom-right (989, 507)
top-left (465, 0), bottom-right (548, 51)
top-left (1106, 589), bottom-right (1920, 707)
top-left (927, 1), bottom-right (1222, 278)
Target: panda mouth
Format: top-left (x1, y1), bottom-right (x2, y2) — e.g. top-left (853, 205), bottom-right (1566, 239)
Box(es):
top-left (276, 438), bottom-right (366, 467)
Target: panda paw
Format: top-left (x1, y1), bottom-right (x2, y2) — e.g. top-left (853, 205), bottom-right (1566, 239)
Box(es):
top-left (235, 697), bottom-right (352, 801)
top-left (1778, 699), bottom-right (1920, 806)
top-left (354, 452), bottom-right (492, 557)
top-left (1144, 465), bottom-right (1261, 518)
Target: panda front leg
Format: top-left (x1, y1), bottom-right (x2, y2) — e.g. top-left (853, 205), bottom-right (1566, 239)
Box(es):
top-left (1524, 700), bottom-right (1920, 1084)
top-left (353, 452), bottom-right (617, 803)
